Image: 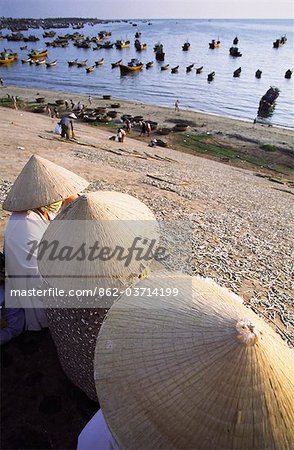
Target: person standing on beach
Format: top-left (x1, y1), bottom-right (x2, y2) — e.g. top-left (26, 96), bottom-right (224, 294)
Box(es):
top-left (12, 96), bottom-right (18, 110)
top-left (88, 95), bottom-right (92, 106)
top-left (175, 99), bottom-right (180, 112)
top-left (59, 113), bottom-right (77, 139)
top-left (0, 78), bottom-right (4, 87)
top-left (139, 121), bottom-right (146, 136)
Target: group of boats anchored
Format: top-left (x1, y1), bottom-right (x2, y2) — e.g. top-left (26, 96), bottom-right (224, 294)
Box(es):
top-left (1, 31), bottom-right (292, 80)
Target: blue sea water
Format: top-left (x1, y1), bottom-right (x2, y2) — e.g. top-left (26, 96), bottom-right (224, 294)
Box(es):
top-left (1, 19), bottom-right (293, 128)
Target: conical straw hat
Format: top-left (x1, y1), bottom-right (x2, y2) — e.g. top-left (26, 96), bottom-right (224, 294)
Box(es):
top-left (94, 272), bottom-right (294, 450)
top-left (38, 191), bottom-right (159, 298)
top-left (3, 154), bottom-right (89, 211)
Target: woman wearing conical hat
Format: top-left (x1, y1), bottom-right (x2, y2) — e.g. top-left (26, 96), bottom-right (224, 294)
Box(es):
top-left (77, 272), bottom-right (294, 450)
top-left (37, 191), bottom-right (159, 401)
top-left (2, 154), bottom-right (89, 332)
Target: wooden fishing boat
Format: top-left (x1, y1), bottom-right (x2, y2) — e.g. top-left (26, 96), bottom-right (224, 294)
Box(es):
top-left (207, 71), bottom-right (215, 81)
top-left (229, 46), bottom-right (242, 57)
top-left (23, 35), bottom-right (40, 42)
top-left (77, 59), bottom-right (88, 68)
top-left (29, 49), bottom-right (48, 59)
top-left (21, 57), bottom-right (31, 63)
top-left (111, 59), bottom-right (122, 68)
top-left (134, 39), bottom-right (147, 51)
top-left (68, 58), bottom-right (78, 67)
top-left (86, 65), bottom-right (96, 73)
top-left (186, 63), bottom-right (194, 72)
top-left (95, 58), bottom-right (104, 66)
top-left (115, 40), bottom-right (130, 49)
top-left (43, 31), bottom-right (56, 38)
top-left (182, 42), bottom-right (190, 51)
top-left (35, 58), bottom-right (47, 65)
top-left (196, 66), bottom-right (203, 74)
top-left (154, 43), bottom-right (165, 61)
top-left (146, 61), bottom-right (154, 69)
top-left (119, 59), bottom-right (144, 75)
top-left (255, 69), bottom-right (262, 79)
top-left (46, 60), bottom-right (57, 67)
top-left (171, 65), bottom-right (179, 73)
top-left (233, 67), bottom-right (241, 77)
top-left (273, 35), bottom-right (287, 48)
top-left (75, 40), bottom-right (91, 49)
top-left (285, 69), bottom-right (292, 79)
top-left (209, 39), bottom-right (220, 49)
top-left (258, 86), bottom-right (280, 117)
top-left (233, 36), bottom-right (238, 45)
top-left (100, 41), bottom-right (113, 49)
top-left (161, 64), bottom-right (169, 71)
top-left (0, 51), bottom-right (18, 64)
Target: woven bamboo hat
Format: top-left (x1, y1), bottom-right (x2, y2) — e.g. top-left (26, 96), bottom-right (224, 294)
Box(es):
top-left (94, 272), bottom-right (294, 449)
top-left (38, 191), bottom-right (159, 297)
top-left (3, 154), bottom-right (89, 212)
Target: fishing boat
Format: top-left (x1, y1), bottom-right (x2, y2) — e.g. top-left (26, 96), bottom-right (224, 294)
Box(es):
top-left (182, 42), bottom-right (190, 51)
top-left (229, 46), bottom-right (242, 57)
top-left (29, 49), bottom-right (48, 59)
top-left (43, 31), bottom-right (56, 38)
top-left (100, 41), bottom-right (113, 49)
top-left (111, 59), bottom-right (122, 68)
top-left (146, 61), bottom-right (154, 69)
top-left (134, 39), bottom-right (147, 51)
top-left (21, 57), bottom-right (31, 63)
top-left (255, 69), bottom-right (262, 79)
top-left (35, 58), bottom-right (47, 65)
top-left (171, 65), bottom-right (179, 73)
top-left (86, 65), bottom-right (96, 73)
top-left (23, 35), bottom-right (40, 42)
top-left (68, 58), bottom-right (78, 67)
top-left (207, 71), bottom-right (215, 81)
top-left (209, 39), bottom-right (220, 49)
top-left (46, 60), bottom-right (57, 67)
top-left (233, 36), bottom-right (238, 45)
top-left (258, 86), bottom-right (280, 117)
top-left (95, 58), bottom-right (104, 65)
top-left (115, 40), bottom-right (130, 49)
top-left (196, 66), bottom-right (203, 74)
top-left (273, 35), bottom-right (287, 48)
top-left (285, 69), bottom-right (292, 79)
top-left (0, 51), bottom-right (18, 64)
top-left (155, 43), bottom-right (165, 61)
top-left (233, 67), bottom-right (241, 77)
top-left (119, 58), bottom-right (144, 75)
top-left (75, 40), bottom-right (91, 49)
top-left (186, 63), bottom-right (194, 72)
top-left (161, 64), bottom-right (169, 71)
top-left (77, 59), bottom-right (88, 67)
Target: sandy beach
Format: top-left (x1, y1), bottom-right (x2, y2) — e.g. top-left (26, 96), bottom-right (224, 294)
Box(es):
top-left (0, 95), bottom-right (293, 345)
top-left (2, 84), bottom-right (294, 150)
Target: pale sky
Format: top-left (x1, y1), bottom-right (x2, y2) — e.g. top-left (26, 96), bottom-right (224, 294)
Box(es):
top-left (0, 0), bottom-right (293, 19)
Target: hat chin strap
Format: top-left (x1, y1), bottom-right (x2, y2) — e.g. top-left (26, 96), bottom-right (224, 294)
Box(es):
top-left (236, 319), bottom-right (258, 346)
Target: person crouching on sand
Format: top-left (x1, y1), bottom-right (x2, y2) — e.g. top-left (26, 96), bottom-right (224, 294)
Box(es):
top-left (117, 128), bottom-right (126, 143)
top-left (2, 155), bottom-right (89, 332)
top-left (59, 112), bottom-right (77, 139)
